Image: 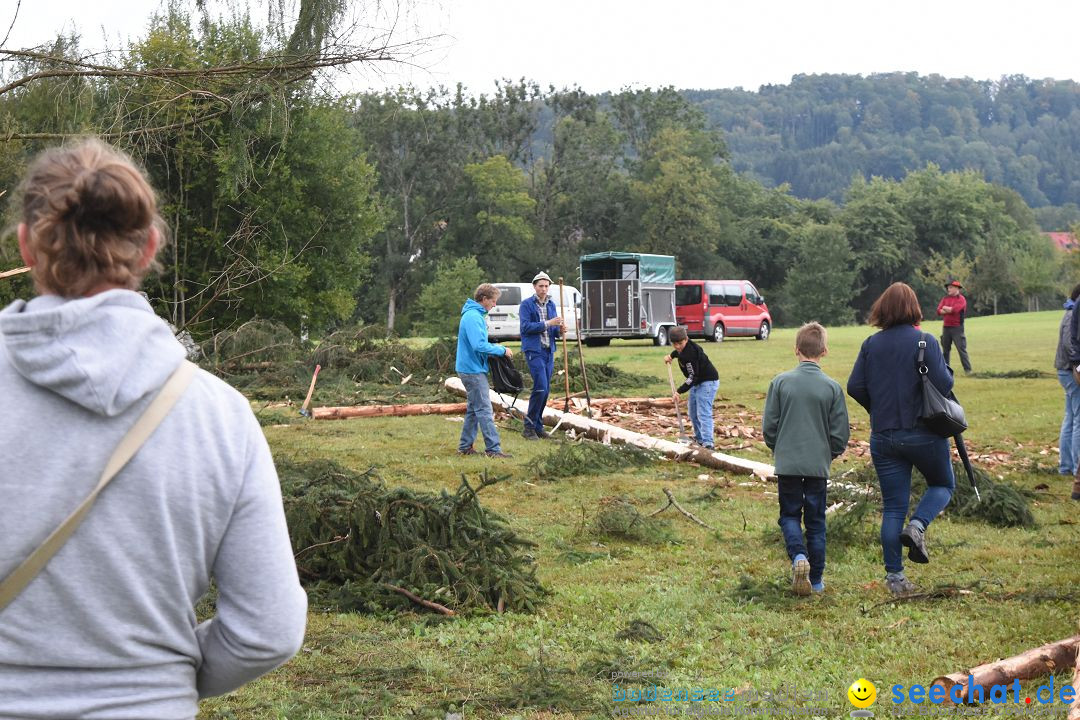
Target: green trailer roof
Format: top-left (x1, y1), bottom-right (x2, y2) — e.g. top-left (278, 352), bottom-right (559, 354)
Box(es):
top-left (579, 252), bottom-right (675, 284)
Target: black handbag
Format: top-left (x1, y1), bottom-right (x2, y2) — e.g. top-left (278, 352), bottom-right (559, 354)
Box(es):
top-left (489, 353), bottom-right (524, 414)
top-left (489, 353), bottom-right (523, 394)
top-left (917, 334), bottom-right (968, 437)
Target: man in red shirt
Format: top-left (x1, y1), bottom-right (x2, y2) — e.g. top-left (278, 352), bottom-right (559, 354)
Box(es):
top-left (937, 280), bottom-right (972, 374)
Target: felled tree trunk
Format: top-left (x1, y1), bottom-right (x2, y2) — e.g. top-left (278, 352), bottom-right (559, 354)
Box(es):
top-left (930, 634), bottom-right (1080, 704)
top-left (313, 402), bottom-right (470, 420)
top-left (444, 377), bottom-right (774, 478)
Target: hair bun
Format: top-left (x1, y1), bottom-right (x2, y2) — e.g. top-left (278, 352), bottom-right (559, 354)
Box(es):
top-left (69, 163), bottom-right (153, 233)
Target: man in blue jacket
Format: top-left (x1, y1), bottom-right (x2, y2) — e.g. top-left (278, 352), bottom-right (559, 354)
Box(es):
top-left (457, 283), bottom-right (513, 458)
top-left (519, 272), bottom-right (564, 439)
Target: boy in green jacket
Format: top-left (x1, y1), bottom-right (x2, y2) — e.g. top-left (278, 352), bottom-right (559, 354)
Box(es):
top-left (762, 322), bottom-right (850, 596)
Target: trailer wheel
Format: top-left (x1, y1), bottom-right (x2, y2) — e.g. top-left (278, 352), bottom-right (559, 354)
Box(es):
top-left (653, 326), bottom-right (669, 346)
top-left (584, 338), bottom-right (611, 347)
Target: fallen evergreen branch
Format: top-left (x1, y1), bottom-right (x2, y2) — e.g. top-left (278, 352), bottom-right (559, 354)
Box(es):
top-left (278, 459), bottom-right (547, 614)
top-left (833, 461), bottom-right (1035, 529)
top-left (915, 462), bottom-right (1035, 528)
top-left (532, 441), bottom-right (657, 481)
top-left (591, 496), bottom-right (679, 545)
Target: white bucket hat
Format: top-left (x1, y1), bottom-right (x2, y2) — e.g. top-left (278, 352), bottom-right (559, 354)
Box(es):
top-left (532, 271), bottom-right (552, 285)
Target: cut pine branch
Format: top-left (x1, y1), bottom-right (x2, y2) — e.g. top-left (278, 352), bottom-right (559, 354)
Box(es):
top-left (930, 634), bottom-right (1080, 704)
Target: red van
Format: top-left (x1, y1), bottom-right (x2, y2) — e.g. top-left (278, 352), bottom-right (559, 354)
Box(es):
top-left (674, 280), bottom-right (772, 342)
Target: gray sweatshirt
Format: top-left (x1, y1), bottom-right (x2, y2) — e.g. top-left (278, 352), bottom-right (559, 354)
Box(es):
top-left (0, 290), bottom-right (307, 719)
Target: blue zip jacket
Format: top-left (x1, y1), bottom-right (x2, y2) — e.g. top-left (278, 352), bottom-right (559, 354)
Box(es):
top-left (847, 324), bottom-right (953, 433)
top-left (519, 295), bottom-right (560, 354)
top-left (456, 298), bottom-right (507, 374)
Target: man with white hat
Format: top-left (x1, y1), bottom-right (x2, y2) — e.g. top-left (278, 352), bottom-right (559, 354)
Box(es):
top-left (519, 271), bottom-right (564, 439)
top-left (937, 280), bottom-right (972, 374)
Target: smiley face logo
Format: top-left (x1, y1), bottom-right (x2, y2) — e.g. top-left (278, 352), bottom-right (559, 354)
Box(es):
top-left (847, 678), bottom-right (877, 709)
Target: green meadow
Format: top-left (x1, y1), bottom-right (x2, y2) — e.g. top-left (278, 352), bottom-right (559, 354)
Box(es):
top-left (200, 311), bottom-right (1080, 720)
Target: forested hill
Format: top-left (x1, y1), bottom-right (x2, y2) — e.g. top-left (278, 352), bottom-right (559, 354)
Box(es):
top-left (683, 73), bottom-right (1080, 219)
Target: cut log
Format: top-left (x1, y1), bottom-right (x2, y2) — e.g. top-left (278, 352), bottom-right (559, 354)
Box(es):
top-left (931, 634), bottom-right (1080, 704)
top-left (445, 376), bottom-right (774, 478)
top-left (313, 402), bottom-right (470, 420)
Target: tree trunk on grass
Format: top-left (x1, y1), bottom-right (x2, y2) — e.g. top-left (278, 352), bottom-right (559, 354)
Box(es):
top-left (930, 634), bottom-right (1080, 705)
top-left (444, 376), bottom-right (774, 478)
top-left (313, 402), bottom-right (470, 420)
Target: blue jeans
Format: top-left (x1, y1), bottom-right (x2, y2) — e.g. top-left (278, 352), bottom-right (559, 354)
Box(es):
top-left (459, 372), bottom-right (501, 453)
top-left (870, 427), bottom-right (955, 573)
top-left (687, 380), bottom-right (718, 448)
top-left (1058, 370), bottom-right (1080, 474)
top-left (525, 350), bottom-right (554, 433)
top-left (777, 475), bottom-right (827, 585)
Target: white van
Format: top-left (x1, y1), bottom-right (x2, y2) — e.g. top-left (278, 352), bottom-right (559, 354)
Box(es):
top-left (487, 282), bottom-right (580, 341)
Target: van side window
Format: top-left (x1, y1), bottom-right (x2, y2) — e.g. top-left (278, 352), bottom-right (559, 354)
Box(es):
top-left (497, 286), bottom-right (522, 305)
top-left (705, 283), bottom-right (723, 306)
top-left (723, 283), bottom-right (742, 306)
top-left (677, 285), bottom-right (702, 305)
top-left (744, 282), bottom-right (762, 304)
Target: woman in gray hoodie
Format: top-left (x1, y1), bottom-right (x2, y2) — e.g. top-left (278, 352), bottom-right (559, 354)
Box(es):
top-left (0, 139), bottom-right (307, 719)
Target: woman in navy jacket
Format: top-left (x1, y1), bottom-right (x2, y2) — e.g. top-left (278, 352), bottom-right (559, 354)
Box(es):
top-left (847, 282), bottom-right (955, 596)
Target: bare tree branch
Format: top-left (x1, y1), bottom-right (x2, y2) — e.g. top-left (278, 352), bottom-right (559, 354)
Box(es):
top-left (0, 0), bottom-right (21, 50)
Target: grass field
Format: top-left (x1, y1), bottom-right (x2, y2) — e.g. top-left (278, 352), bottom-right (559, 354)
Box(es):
top-left (199, 311), bottom-right (1080, 720)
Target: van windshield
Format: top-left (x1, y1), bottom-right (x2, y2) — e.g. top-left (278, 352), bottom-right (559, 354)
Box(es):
top-left (496, 286), bottom-right (522, 305)
top-left (675, 285), bottom-right (701, 306)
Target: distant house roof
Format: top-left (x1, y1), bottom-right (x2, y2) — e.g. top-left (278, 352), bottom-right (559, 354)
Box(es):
top-left (1046, 232), bottom-right (1077, 251)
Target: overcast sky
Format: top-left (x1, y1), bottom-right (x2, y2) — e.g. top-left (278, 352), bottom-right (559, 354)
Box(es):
top-left (4, 0), bottom-right (1079, 94)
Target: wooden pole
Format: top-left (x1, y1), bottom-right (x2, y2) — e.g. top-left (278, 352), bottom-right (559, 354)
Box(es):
top-left (444, 376), bottom-right (774, 478)
top-left (299, 364), bottom-right (321, 417)
top-left (0, 266), bottom-right (30, 280)
top-left (558, 277), bottom-right (572, 412)
top-left (666, 361), bottom-right (690, 443)
top-left (574, 315), bottom-right (593, 417)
